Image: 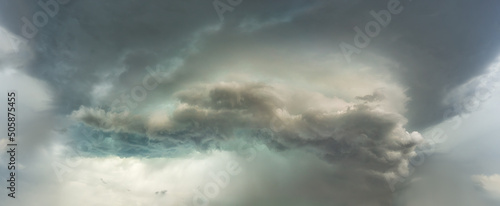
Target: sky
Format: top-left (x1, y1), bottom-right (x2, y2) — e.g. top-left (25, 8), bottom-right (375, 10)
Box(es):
top-left (0, 0), bottom-right (500, 205)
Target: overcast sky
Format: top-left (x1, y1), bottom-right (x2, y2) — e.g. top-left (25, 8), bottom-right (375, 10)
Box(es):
top-left (1, 0), bottom-right (500, 205)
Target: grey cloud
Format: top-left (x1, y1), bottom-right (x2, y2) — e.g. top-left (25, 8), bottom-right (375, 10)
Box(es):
top-left (2, 0), bottom-right (499, 131)
top-left (393, 155), bottom-right (500, 206)
top-left (1, 0), bottom-right (500, 205)
top-left (356, 90), bottom-right (385, 102)
top-left (0, 0), bottom-right (318, 114)
top-left (72, 82), bottom-right (422, 205)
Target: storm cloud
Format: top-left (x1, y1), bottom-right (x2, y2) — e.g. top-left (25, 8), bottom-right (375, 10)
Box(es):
top-left (71, 81), bottom-right (422, 205)
top-left (1, 0), bottom-right (500, 205)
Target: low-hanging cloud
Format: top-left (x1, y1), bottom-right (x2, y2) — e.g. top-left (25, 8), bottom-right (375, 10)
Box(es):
top-left (72, 81), bottom-right (422, 205)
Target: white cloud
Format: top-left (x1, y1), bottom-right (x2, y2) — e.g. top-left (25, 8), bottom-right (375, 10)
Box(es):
top-left (0, 27), bottom-right (23, 53)
top-left (473, 174), bottom-right (500, 200)
top-left (0, 68), bottom-right (53, 111)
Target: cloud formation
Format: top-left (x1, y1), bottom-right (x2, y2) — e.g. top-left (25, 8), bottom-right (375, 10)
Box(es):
top-left (473, 174), bottom-right (500, 201)
top-left (72, 81), bottom-right (422, 205)
top-left (1, 0), bottom-right (500, 205)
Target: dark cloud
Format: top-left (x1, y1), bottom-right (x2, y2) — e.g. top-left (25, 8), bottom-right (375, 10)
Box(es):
top-left (1, 0), bottom-right (499, 130)
top-left (72, 82), bottom-right (422, 205)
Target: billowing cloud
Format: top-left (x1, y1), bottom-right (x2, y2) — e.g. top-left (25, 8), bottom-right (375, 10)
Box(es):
top-left (71, 81), bottom-right (422, 205)
top-left (1, 0), bottom-right (499, 130)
